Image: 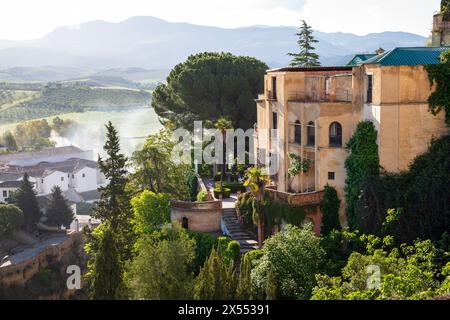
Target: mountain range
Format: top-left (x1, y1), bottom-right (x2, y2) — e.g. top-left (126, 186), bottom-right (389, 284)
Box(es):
top-left (0, 16), bottom-right (428, 75)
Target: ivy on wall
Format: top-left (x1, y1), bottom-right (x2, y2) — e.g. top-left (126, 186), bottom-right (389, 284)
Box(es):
top-left (320, 185), bottom-right (341, 236)
top-left (344, 121), bottom-right (380, 230)
top-left (426, 50), bottom-right (450, 127)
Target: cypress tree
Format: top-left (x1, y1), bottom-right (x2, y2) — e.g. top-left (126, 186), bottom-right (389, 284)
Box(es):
top-left (288, 20), bottom-right (321, 67)
top-left (46, 186), bottom-right (75, 229)
top-left (16, 173), bottom-right (41, 231)
top-left (320, 185), bottom-right (341, 235)
top-left (236, 252), bottom-right (253, 300)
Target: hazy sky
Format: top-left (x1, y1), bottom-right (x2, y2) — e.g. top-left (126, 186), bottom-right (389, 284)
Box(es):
top-left (0, 0), bottom-right (440, 40)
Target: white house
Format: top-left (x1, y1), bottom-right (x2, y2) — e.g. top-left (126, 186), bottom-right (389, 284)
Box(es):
top-left (0, 181), bottom-right (22, 203)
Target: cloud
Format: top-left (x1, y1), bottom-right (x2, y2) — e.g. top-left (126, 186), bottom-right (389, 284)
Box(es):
top-left (249, 0), bottom-right (307, 11)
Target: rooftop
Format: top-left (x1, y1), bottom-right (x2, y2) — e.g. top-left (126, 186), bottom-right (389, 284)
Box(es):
top-left (361, 46), bottom-right (450, 66)
top-left (0, 181), bottom-right (22, 188)
top-left (266, 66), bottom-right (353, 73)
top-left (346, 54), bottom-right (377, 67)
top-left (0, 146), bottom-right (90, 166)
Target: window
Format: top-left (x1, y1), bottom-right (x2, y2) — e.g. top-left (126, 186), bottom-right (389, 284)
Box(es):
top-left (61, 177), bottom-right (64, 181)
top-left (82, 173), bottom-right (86, 178)
top-left (328, 172), bottom-right (335, 180)
top-left (294, 121), bottom-right (301, 144)
top-left (72, 174), bottom-right (74, 179)
top-left (2, 190), bottom-right (6, 197)
top-left (41, 179), bottom-right (44, 183)
top-left (271, 76), bottom-right (277, 100)
top-left (182, 217), bottom-right (189, 229)
top-left (307, 121), bottom-right (315, 146)
top-left (272, 112), bottom-right (278, 130)
top-left (329, 122), bottom-right (343, 147)
top-left (367, 75), bottom-right (373, 103)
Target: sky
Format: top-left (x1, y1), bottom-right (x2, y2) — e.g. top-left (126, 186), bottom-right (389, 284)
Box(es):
top-left (0, 0), bottom-right (441, 40)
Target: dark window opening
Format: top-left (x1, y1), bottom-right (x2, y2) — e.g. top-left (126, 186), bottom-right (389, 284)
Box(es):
top-left (271, 76), bottom-right (277, 100)
top-left (329, 122), bottom-right (343, 147)
top-left (307, 121), bottom-right (315, 146)
top-left (294, 121), bottom-right (301, 144)
top-left (272, 112), bottom-right (278, 130)
top-left (2, 191), bottom-right (6, 197)
top-left (328, 172), bottom-right (335, 180)
top-left (367, 75), bottom-right (373, 103)
top-left (182, 217), bottom-right (189, 229)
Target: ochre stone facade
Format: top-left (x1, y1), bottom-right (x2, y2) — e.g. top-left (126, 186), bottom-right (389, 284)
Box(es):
top-left (170, 200), bottom-right (222, 233)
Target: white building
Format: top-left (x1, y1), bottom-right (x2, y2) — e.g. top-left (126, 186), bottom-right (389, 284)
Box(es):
top-left (0, 181), bottom-right (22, 203)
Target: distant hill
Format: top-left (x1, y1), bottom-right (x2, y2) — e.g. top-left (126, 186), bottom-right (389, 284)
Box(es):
top-left (0, 16), bottom-right (427, 70)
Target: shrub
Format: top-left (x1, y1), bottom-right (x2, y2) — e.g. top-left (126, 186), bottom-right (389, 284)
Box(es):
top-left (214, 187), bottom-right (231, 199)
top-left (215, 181), bottom-right (246, 193)
top-left (187, 171), bottom-right (199, 201)
top-left (196, 191), bottom-right (208, 202)
top-left (226, 241), bottom-right (241, 264)
top-left (187, 231), bottom-right (218, 274)
top-left (320, 185), bottom-right (341, 236)
top-left (0, 204), bottom-right (24, 236)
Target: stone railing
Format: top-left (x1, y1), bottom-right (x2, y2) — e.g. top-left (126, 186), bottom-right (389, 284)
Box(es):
top-left (266, 187), bottom-right (325, 206)
top-left (170, 199), bottom-right (222, 211)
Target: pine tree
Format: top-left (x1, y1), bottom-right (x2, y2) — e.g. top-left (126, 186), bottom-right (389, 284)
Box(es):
top-left (194, 249), bottom-right (237, 300)
top-left (90, 227), bottom-right (122, 300)
top-left (236, 252), bottom-right (253, 300)
top-left (16, 173), bottom-right (41, 231)
top-left (46, 186), bottom-right (75, 229)
top-left (288, 20), bottom-right (321, 67)
top-left (92, 121), bottom-right (134, 261)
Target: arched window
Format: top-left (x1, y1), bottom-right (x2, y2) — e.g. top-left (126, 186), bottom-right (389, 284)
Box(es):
top-left (182, 217), bottom-right (189, 229)
top-left (307, 121), bottom-right (315, 146)
top-left (329, 122), bottom-right (343, 147)
top-left (294, 121), bottom-right (301, 144)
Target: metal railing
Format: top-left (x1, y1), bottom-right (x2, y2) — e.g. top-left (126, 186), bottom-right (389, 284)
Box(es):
top-left (266, 187), bottom-right (325, 206)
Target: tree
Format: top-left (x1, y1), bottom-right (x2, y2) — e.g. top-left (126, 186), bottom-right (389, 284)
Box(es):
top-left (1, 131), bottom-right (18, 151)
top-left (193, 248), bottom-right (238, 300)
top-left (252, 224), bottom-right (326, 300)
top-left (45, 186), bottom-right (75, 229)
top-left (126, 224), bottom-right (196, 300)
top-left (288, 20), bottom-right (321, 67)
top-left (442, 0), bottom-right (450, 21)
top-left (152, 52), bottom-right (268, 130)
top-left (16, 173), bottom-right (41, 231)
top-left (215, 117), bottom-right (233, 192)
top-left (244, 166), bottom-right (269, 247)
top-left (131, 130), bottom-right (191, 200)
top-left (130, 190), bottom-right (170, 234)
top-left (426, 50), bottom-right (450, 126)
top-left (344, 121), bottom-right (379, 230)
top-left (88, 226), bottom-right (123, 300)
top-left (320, 185), bottom-right (341, 236)
top-left (0, 204), bottom-right (23, 236)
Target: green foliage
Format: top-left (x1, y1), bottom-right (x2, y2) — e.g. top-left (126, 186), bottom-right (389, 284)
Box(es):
top-left (442, 0), bottom-right (450, 21)
top-left (356, 134), bottom-right (450, 243)
top-left (288, 20), bottom-right (321, 67)
top-left (193, 248), bottom-right (238, 300)
top-left (214, 181), bottom-right (246, 193)
top-left (51, 116), bottom-right (75, 136)
top-left (426, 50), bottom-right (450, 126)
top-left (196, 191), bottom-right (208, 202)
top-left (252, 224), bottom-right (326, 300)
top-left (16, 173), bottom-right (41, 231)
top-left (214, 187), bottom-right (231, 199)
top-left (312, 240), bottom-right (446, 300)
top-left (13, 119), bottom-right (52, 150)
top-left (76, 202), bottom-right (94, 215)
top-left (235, 192), bottom-right (255, 227)
top-left (265, 267), bottom-right (278, 300)
top-left (0, 204), bottom-right (23, 236)
top-left (187, 231), bottom-right (218, 274)
top-left (131, 129), bottom-right (191, 200)
top-left (45, 186), bottom-right (75, 229)
top-left (186, 171), bottom-right (199, 201)
top-left (126, 224), bottom-right (196, 300)
top-left (260, 197), bottom-right (307, 230)
top-left (344, 121), bottom-right (379, 230)
top-left (1, 131), bottom-right (18, 151)
top-left (131, 190), bottom-right (170, 234)
top-left (320, 185), bottom-right (341, 236)
top-left (152, 52), bottom-right (268, 130)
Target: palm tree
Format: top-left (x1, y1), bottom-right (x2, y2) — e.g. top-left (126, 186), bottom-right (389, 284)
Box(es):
top-left (244, 166), bottom-right (269, 247)
top-left (214, 118), bottom-right (233, 193)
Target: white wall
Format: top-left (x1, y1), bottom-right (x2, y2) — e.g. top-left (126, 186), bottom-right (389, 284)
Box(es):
top-left (41, 171), bottom-right (70, 195)
top-left (72, 167), bottom-right (98, 193)
top-left (0, 187), bottom-right (18, 203)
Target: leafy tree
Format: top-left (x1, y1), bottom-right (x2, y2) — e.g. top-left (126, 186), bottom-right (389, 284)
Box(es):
top-left (16, 173), bottom-right (41, 231)
top-left (131, 130), bottom-right (191, 200)
top-left (0, 204), bottom-right (23, 236)
top-left (344, 121), bottom-right (379, 230)
top-left (265, 267), bottom-right (277, 300)
top-left (1, 131), bottom-right (18, 151)
top-left (130, 190), bottom-right (170, 234)
top-left (288, 20), bottom-right (321, 67)
top-left (152, 52), bottom-right (268, 130)
top-left (126, 224), bottom-right (196, 300)
top-left (88, 226), bottom-right (123, 300)
top-left (45, 186), bottom-right (75, 229)
top-left (320, 185), bottom-right (341, 236)
top-left (193, 248), bottom-right (238, 300)
top-left (442, 0), bottom-right (450, 21)
top-left (426, 50), bottom-right (450, 126)
top-left (251, 224), bottom-right (326, 300)
top-left (14, 119), bottom-right (52, 149)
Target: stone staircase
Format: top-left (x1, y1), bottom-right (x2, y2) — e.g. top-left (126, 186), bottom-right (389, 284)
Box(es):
top-left (222, 208), bottom-right (259, 254)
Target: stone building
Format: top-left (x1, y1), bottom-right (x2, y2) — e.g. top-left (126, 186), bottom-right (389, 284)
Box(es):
top-left (255, 46), bottom-right (449, 230)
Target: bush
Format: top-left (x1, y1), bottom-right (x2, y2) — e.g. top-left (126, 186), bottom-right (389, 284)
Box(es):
top-left (215, 181), bottom-right (246, 193)
top-left (76, 202), bottom-right (94, 215)
top-left (196, 191), bottom-right (208, 202)
top-left (236, 192), bottom-right (255, 227)
top-left (214, 187), bottom-right (231, 199)
top-left (217, 237), bottom-right (241, 266)
top-left (213, 173), bottom-right (222, 182)
top-left (320, 185), bottom-right (341, 236)
top-left (0, 204), bottom-right (24, 236)
top-left (226, 241), bottom-right (241, 264)
top-left (187, 231), bottom-right (218, 274)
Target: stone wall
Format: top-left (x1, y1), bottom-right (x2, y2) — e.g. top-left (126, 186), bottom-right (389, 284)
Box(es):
top-left (170, 200), bottom-right (222, 233)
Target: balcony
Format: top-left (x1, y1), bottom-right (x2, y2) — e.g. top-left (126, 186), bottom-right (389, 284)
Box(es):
top-left (266, 186), bottom-right (324, 206)
top-left (267, 90), bottom-right (277, 100)
top-left (288, 89), bottom-right (352, 103)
